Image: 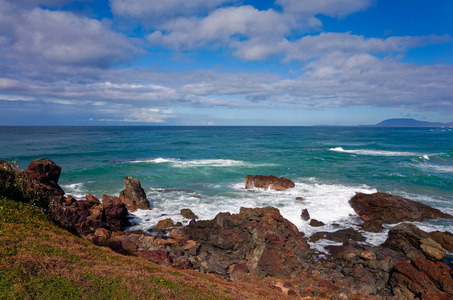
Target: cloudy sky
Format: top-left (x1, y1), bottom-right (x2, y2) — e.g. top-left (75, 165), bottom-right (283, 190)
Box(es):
top-left (0, 0), bottom-right (452, 126)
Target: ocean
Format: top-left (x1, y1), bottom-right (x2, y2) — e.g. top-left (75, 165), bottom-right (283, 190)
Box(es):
top-left (1, 126), bottom-right (452, 251)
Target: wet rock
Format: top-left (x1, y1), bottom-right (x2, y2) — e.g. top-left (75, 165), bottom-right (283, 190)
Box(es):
top-left (184, 206), bottom-right (310, 278)
top-left (180, 208), bottom-right (198, 220)
top-left (301, 209), bottom-right (310, 221)
top-left (309, 228), bottom-right (365, 243)
top-left (383, 223), bottom-right (446, 261)
top-left (309, 219), bottom-right (325, 227)
top-left (119, 176), bottom-right (150, 211)
top-left (295, 197), bottom-right (304, 201)
top-left (102, 194), bottom-right (130, 231)
top-left (350, 192), bottom-right (453, 225)
top-left (156, 218), bottom-right (174, 229)
top-left (244, 175), bottom-right (295, 191)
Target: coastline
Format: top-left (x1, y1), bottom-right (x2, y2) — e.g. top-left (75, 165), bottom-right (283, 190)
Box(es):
top-left (2, 158), bottom-right (453, 299)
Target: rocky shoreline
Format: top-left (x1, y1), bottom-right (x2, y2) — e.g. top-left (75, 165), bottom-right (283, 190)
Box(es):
top-left (1, 158), bottom-right (453, 299)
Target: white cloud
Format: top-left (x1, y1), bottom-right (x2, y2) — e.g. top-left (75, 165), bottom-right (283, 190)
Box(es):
top-left (110, 0), bottom-right (232, 24)
top-left (147, 6), bottom-right (293, 51)
top-left (0, 2), bottom-right (141, 68)
top-left (276, 0), bottom-right (375, 17)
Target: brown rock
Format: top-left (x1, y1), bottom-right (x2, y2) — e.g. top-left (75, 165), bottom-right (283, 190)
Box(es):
top-left (180, 208), bottom-right (198, 219)
top-left (384, 223), bottom-right (446, 261)
top-left (0, 160), bottom-right (12, 170)
top-left (184, 206), bottom-right (310, 278)
top-left (156, 218), bottom-right (174, 229)
top-left (350, 192), bottom-right (453, 225)
top-left (389, 259), bottom-right (453, 298)
top-left (309, 219), bottom-right (325, 227)
top-left (119, 176), bottom-right (150, 211)
top-left (244, 175), bottom-right (295, 191)
top-left (301, 209), bottom-right (310, 221)
top-left (101, 194), bottom-right (130, 231)
top-left (86, 193), bottom-right (100, 205)
top-left (26, 158), bottom-right (62, 185)
top-left (429, 231), bottom-right (453, 252)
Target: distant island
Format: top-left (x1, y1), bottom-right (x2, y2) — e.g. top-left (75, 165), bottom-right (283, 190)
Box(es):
top-left (372, 118), bottom-right (453, 127)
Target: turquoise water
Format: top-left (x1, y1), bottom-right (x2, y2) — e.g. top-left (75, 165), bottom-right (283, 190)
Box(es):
top-left (1, 126), bottom-right (452, 248)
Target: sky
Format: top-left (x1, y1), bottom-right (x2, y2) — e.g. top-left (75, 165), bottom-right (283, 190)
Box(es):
top-left (0, 0), bottom-right (452, 126)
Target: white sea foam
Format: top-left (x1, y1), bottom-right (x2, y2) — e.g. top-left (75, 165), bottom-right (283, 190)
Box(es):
top-left (129, 158), bottom-right (275, 168)
top-left (329, 147), bottom-right (417, 157)
top-left (61, 182), bottom-right (86, 198)
top-left (414, 163), bottom-right (453, 174)
top-left (127, 179), bottom-right (379, 249)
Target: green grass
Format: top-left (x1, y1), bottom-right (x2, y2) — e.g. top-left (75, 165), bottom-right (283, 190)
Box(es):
top-left (0, 196), bottom-right (237, 300)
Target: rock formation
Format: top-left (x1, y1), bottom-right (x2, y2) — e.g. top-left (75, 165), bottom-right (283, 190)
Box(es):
top-left (119, 176), bottom-right (150, 211)
top-left (244, 175), bottom-right (295, 191)
top-left (350, 192), bottom-right (453, 231)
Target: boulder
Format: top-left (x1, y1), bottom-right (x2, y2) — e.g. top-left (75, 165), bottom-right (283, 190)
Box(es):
top-left (349, 192), bottom-right (453, 225)
top-left (25, 158), bottom-right (64, 196)
top-left (119, 177), bottom-right (150, 211)
top-left (184, 206), bottom-right (310, 279)
top-left (301, 209), bottom-right (310, 221)
top-left (244, 175), bottom-right (295, 191)
top-left (156, 218), bottom-right (174, 229)
top-left (309, 219), bottom-right (325, 227)
top-left (383, 223), bottom-right (446, 261)
top-left (180, 208), bottom-right (198, 220)
top-left (102, 194), bottom-right (130, 231)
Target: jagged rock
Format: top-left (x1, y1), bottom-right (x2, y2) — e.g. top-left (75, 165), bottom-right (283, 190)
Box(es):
top-left (119, 176), bottom-right (150, 211)
top-left (184, 206), bottom-right (310, 279)
top-left (301, 209), bottom-right (310, 221)
top-left (350, 192), bottom-right (453, 225)
top-left (309, 219), bottom-right (325, 227)
top-left (389, 258), bottom-right (453, 299)
top-left (244, 175), bottom-right (295, 191)
top-left (383, 223), bottom-right (446, 261)
top-left (429, 231), bottom-right (453, 252)
top-left (180, 208), bottom-right (198, 220)
top-left (309, 228), bottom-right (366, 243)
top-left (361, 220), bottom-right (384, 232)
top-left (26, 158), bottom-right (62, 186)
top-left (156, 218), bottom-right (174, 229)
top-left (0, 160), bottom-right (12, 170)
top-left (101, 194), bottom-right (130, 231)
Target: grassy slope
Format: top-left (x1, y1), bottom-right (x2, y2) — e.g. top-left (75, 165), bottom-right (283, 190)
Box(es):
top-left (0, 197), bottom-right (289, 300)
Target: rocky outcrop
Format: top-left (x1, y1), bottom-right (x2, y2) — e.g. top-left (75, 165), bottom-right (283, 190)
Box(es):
top-left (184, 206), bottom-right (310, 279)
top-left (309, 228), bottom-right (366, 243)
top-left (350, 192), bottom-right (453, 231)
top-left (389, 258), bottom-right (453, 299)
top-left (119, 176), bottom-right (150, 211)
top-left (244, 175), bottom-right (295, 191)
top-left (383, 223), bottom-right (446, 261)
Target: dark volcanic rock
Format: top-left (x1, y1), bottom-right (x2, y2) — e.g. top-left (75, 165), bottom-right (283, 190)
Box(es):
top-left (184, 206), bottom-right (310, 278)
top-left (389, 258), bottom-right (453, 299)
top-left (119, 176), bottom-right (150, 211)
top-left (383, 223), bottom-right (446, 261)
top-left (309, 219), bottom-right (325, 227)
top-left (309, 228), bottom-right (366, 243)
top-left (244, 175), bottom-right (295, 191)
top-left (350, 192), bottom-right (453, 226)
top-left (25, 158), bottom-right (65, 196)
top-left (102, 194), bottom-right (130, 231)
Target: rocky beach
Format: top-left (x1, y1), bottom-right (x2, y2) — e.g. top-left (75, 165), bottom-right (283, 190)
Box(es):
top-left (2, 158), bottom-right (452, 299)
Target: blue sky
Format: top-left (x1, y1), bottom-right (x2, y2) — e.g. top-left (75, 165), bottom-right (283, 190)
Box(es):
top-left (0, 0), bottom-right (452, 126)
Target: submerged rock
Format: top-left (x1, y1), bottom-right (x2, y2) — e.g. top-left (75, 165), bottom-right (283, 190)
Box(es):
top-left (244, 175), bottom-right (295, 191)
top-left (301, 209), bottom-right (310, 221)
top-left (119, 176), bottom-right (150, 211)
top-left (349, 192), bottom-right (453, 229)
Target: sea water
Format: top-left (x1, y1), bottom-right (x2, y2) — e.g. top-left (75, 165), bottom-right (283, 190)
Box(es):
top-left (1, 126), bottom-right (452, 251)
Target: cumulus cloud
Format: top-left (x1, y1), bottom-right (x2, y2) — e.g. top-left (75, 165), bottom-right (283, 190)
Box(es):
top-left (147, 6), bottom-right (292, 52)
top-left (0, 1), bottom-right (141, 68)
top-left (276, 0), bottom-right (375, 17)
top-left (110, 0), bottom-right (232, 25)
